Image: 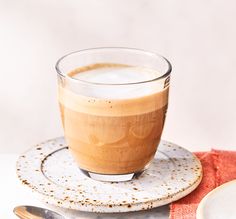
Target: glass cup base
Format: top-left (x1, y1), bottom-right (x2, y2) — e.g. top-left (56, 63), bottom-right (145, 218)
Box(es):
top-left (79, 168), bottom-right (145, 182)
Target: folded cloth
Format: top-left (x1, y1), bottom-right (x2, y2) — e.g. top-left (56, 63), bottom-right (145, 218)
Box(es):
top-left (212, 149), bottom-right (236, 185)
top-left (170, 149), bottom-right (236, 219)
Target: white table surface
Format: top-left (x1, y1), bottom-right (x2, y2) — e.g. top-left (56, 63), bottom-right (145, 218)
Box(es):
top-left (0, 154), bottom-right (169, 219)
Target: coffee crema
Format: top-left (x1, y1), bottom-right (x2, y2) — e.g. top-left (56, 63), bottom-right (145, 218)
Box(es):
top-left (59, 63), bottom-right (168, 174)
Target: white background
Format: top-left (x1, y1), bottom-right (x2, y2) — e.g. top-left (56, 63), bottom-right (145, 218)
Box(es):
top-left (0, 0), bottom-right (236, 153)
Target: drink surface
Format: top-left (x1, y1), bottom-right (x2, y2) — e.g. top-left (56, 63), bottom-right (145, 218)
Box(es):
top-left (59, 63), bottom-right (168, 174)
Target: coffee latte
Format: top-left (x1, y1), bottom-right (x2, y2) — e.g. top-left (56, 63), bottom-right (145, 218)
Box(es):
top-left (59, 63), bottom-right (168, 174)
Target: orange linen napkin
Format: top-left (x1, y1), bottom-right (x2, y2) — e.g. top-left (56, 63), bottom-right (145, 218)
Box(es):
top-left (170, 149), bottom-right (236, 219)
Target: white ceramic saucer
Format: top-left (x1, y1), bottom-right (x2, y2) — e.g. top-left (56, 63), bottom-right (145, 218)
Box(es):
top-left (16, 137), bottom-right (202, 213)
top-left (197, 180), bottom-right (236, 219)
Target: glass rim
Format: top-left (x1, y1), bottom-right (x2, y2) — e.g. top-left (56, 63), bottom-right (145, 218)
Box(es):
top-left (55, 47), bottom-right (172, 86)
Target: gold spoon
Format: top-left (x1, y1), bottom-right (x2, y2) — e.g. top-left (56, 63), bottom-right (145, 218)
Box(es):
top-left (13, 205), bottom-right (65, 219)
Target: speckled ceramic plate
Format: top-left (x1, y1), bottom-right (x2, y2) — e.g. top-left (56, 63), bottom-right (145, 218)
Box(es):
top-left (197, 180), bottom-right (236, 219)
top-left (16, 137), bottom-right (202, 213)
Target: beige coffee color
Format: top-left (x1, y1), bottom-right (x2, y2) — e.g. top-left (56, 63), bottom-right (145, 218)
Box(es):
top-left (59, 64), bottom-right (169, 174)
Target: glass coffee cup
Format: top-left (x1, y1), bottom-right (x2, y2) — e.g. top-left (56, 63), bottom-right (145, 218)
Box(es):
top-left (56, 47), bottom-right (171, 181)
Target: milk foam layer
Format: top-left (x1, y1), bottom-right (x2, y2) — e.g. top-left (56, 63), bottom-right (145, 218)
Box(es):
top-left (72, 65), bottom-right (162, 84)
top-left (59, 63), bottom-right (169, 116)
top-left (66, 63), bottom-right (164, 99)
